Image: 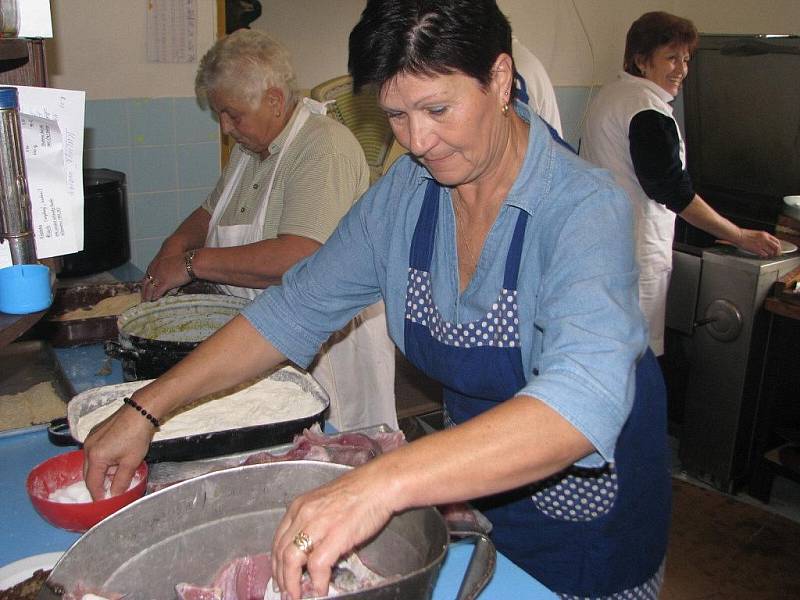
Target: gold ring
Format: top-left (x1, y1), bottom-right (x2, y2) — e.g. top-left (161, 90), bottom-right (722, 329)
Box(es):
top-left (292, 531), bottom-right (313, 555)
top-left (152, 279), bottom-right (160, 288)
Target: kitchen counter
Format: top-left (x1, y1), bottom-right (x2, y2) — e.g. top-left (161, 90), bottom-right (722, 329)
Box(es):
top-left (0, 309), bottom-right (47, 349)
top-left (1, 270), bottom-right (556, 597)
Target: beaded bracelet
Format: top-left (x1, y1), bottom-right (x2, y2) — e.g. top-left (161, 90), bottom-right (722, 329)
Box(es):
top-left (123, 396), bottom-right (160, 428)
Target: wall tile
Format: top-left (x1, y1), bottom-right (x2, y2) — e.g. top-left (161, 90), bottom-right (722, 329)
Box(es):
top-left (83, 146), bottom-right (133, 178)
top-left (129, 98), bottom-right (175, 146)
top-left (130, 191), bottom-right (179, 239)
top-left (131, 145), bottom-right (177, 193)
top-left (175, 97), bottom-right (219, 144)
top-left (82, 96), bottom-right (228, 268)
top-left (179, 187), bottom-right (213, 222)
top-left (131, 237), bottom-right (164, 272)
top-left (84, 99), bottom-right (129, 148)
top-left (177, 142), bottom-right (220, 189)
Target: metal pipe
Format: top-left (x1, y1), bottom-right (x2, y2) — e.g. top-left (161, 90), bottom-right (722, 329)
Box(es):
top-left (0, 86), bottom-right (37, 265)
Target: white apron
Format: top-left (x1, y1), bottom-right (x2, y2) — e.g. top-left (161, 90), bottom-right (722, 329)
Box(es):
top-left (205, 98), bottom-right (398, 431)
top-left (581, 72), bottom-right (681, 356)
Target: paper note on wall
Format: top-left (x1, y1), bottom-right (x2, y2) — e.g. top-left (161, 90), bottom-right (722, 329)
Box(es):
top-left (0, 86), bottom-right (85, 269)
top-left (146, 0), bottom-right (197, 63)
top-left (18, 0), bottom-right (53, 38)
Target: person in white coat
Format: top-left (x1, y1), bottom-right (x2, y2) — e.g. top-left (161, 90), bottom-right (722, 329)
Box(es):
top-left (512, 35), bottom-right (562, 137)
top-left (141, 30), bottom-right (397, 431)
top-left (581, 11), bottom-right (780, 355)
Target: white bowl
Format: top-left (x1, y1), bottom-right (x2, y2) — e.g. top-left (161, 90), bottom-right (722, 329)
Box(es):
top-left (784, 195), bottom-right (800, 208)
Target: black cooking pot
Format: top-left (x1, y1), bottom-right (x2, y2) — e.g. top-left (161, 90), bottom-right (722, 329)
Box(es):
top-left (104, 294), bottom-right (249, 382)
top-left (40, 462), bottom-right (495, 600)
top-left (60, 169), bottom-right (129, 277)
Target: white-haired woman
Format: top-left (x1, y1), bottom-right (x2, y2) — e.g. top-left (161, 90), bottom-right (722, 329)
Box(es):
top-left (140, 30), bottom-right (397, 432)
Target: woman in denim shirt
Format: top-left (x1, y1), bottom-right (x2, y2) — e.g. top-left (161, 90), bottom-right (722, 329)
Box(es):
top-left (84, 1), bottom-right (670, 598)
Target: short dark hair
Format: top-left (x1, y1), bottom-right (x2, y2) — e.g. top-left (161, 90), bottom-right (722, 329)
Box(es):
top-left (348, 0), bottom-right (512, 95)
top-left (623, 12), bottom-right (698, 77)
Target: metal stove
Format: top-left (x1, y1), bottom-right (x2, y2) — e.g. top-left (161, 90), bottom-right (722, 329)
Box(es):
top-left (665, 243), bottom-right (800, 492)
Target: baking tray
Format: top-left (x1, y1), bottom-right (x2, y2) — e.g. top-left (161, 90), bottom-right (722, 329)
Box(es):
top-left (41, 282), bottom-right (141, 347)
top-left (65, 365), bottom-right (329, 463)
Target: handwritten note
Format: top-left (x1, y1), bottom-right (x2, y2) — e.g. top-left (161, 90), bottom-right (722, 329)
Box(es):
top-left (0, 86), bottom-right (85, 269)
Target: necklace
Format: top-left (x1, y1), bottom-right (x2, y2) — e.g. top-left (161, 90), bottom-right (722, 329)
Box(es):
top-left (452, 192), bottom-right (480, 281)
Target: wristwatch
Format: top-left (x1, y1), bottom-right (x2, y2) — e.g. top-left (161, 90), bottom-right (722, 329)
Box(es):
top-left (184, 249), bottom-right (197, 281)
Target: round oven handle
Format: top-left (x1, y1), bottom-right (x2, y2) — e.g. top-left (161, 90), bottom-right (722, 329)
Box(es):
top-left (694, 299), bottom-right (743, 342)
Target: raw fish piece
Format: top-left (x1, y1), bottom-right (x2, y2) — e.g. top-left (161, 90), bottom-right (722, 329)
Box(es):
top-left (175, 583), bottom-right (223, 600)
top-left (176, 551), bottom-right (388, 600)
top-left (176, 553), bottom-right (271, 600)
top-left (242, 425), bottom-right (405, 467)
top-left (263, 552), bottom-right (388, 599)
top-left (149, 425), bottom-right (406, 492)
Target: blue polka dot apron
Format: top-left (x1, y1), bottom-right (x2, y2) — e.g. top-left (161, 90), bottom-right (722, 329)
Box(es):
top-left (403, 179), bottom-right (671, 598)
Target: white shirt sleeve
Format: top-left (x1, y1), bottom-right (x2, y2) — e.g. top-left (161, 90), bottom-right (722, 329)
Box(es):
top-left (512, 36), bottom-right (563, 137)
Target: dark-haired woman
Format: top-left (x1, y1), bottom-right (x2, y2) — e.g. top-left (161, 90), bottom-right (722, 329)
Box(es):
top-left (582, 11), bottom-right (781, 356)
top-left (83, 2), bottom-right (669, 598)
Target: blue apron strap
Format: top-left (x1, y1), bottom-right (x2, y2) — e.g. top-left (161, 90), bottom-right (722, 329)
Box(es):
top-left (512, 74), bottom-right (576, 154)
top-left (514, 71), bottom-right (530, 105)
top-left (409, 179), bottom-right (440, 271)
top-left (503, 210), bottom-right (529, 290)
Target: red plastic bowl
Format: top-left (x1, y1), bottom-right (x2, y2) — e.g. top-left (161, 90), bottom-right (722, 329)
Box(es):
top-left (26, 449), bottom-right (148, 533)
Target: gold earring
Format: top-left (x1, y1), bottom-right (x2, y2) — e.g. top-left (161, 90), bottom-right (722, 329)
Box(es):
top-left (501, 103), bottom-right (509, 117)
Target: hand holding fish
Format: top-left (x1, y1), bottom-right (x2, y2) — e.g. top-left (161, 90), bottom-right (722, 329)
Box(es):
top-left (270, 459), bottom-right (398, 600)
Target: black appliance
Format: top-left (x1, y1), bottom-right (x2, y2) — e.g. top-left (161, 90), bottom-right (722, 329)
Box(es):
top-left (60, 168), bottom-right (130, 277)
top-left (677, 34), bottom-right (800, 244)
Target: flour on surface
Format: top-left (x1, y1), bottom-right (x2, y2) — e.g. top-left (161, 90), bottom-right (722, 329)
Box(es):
top-left (48, 474), bottom-right (142, 503)
top-left (75, 378), bottom-right (322, 442)
top-left (0, 381), bottom-right (66, 431)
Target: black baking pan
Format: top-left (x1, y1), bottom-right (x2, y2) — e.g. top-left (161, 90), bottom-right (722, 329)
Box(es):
top-left (47, 412), bottom-right (326, 462)
top-left (62, 367), bottom-right (329, 463)
top-left (40, 282), bottom-right (141, 347)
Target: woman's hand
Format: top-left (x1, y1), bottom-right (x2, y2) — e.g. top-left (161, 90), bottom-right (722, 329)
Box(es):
top-left (142, 253), bottom-right (191, 301)
top-left (82, 403), bottom-right (155, 500)
top-left (736, 228), bottom-right (783, 258)
top-left (270, 466), bottom-right (397, 600)
top-left (680, 196), bottom-right (783, 259)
